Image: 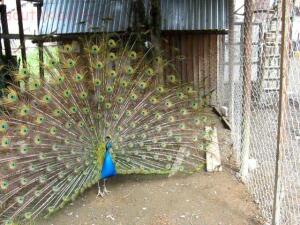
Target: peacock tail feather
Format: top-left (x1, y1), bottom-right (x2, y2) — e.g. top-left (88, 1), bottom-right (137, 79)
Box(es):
top-left (0, 34), bottom-right (213, 223)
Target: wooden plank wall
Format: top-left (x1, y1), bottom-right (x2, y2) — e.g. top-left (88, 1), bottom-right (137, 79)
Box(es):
top-left (162, 32), bottom-right (219, 103)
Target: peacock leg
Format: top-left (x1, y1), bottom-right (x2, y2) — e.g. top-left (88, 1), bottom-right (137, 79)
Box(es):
top-left (103, 179), bottom-right (110, 194)
top-left (97, 180), bottom-right (105, 198)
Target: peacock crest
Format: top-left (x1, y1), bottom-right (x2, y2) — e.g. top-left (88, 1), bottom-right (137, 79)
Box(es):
top-left (0, 34), bottom-right (213, 224)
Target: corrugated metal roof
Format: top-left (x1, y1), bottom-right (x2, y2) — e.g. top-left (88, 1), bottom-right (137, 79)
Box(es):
top-left (161, 0), bottom-right (228, 31)
top-left (39, 0), bottom-right (229, 35)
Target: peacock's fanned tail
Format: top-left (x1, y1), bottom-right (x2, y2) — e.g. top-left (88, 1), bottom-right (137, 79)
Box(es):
top-left (0, 35), bottom-right (212, 223)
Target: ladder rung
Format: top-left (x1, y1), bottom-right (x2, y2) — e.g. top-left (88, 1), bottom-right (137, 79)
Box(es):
top-left (264, 55), bottom-right (280, 58)
top-left (263, 78), bottom-right (280, 81)
top-left (253, 9), bottom-right (275, 14)
top-left (264, 66), bottom-right (280, 70)
top-left (263, 88), bottom-right (279, 92)
top-left (265, 42), bottom-right (280, 46)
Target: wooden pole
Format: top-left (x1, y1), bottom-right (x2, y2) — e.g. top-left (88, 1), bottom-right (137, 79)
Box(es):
top-left (0, 4), bottom-right (12, 59)
top-left (38, 41), bottom-right (44, 80)
top-left (240, 0), bottom-right (254, 180)
top-left (228, 0), bottom-right (235, 125)
top-left (35, 2), bottom-right (44, 80)
top-left (272, 0), bottom-right (290, 224)
top-left (150, 0), bottom-right (163, 84)
top-left (35, 1), bottom-right (43, 28)
top-left (0, 31), bottom-right (3, 58)
top-left (16, 0), bottom-right (27, 67)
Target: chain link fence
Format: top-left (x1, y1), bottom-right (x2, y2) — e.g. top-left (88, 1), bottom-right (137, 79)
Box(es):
top-left (217, 0), bottom-right (300, 224)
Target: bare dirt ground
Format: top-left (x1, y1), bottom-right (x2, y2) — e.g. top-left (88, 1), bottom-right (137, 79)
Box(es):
top-left (40, 173), bottom-right (262, 225)
top-left (39, 115), bottom-right (264, 225)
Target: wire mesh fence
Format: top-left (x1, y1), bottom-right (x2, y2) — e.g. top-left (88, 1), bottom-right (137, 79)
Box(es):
top-left (217, 0), bottom-right (300, 224)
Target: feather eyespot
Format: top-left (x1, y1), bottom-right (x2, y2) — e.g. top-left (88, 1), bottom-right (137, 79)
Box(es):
top-left (34, 135), bottom-right (42, 145)
top-left (106, 86), bottom-right (114, 93)
top-left (105, 102), bottom-right (112, 109)
top-left (64, 89), bottom-right (71, 98)
top-left (116, 96), bottom-right (124, 104)
top-left (108, 39), bottom-right (117, 48)
top-left (167, 75), bottom-right (176, 83)
top-left (74, 73), bottom-right (84, 82)
top-left (94, 62), bottom-right (103, 69)
top-left (94, 79), bottom-right (101, 86)
top-left (91, 45), bottom-right (100, 54)
top-left (53, 109), bottom-right (63, 117)
top-left (8, 161), bottom-right (17, 170)
top-left (19, 125), bottom-right (29, 136)
top-left (66, 59), bottom-right (76, 68)
top-left (128, 51), bottom-right (137, 59)
top-left (80, 91), bottom-right (88, 99)
top-left (108, 52), bottom-right (116, 61)
top-left (42, 94), bottom-right (52, 103)
top-left (57, 76), bottom-right (65, 84)
top-left (0, 180), bottom-right (9, 190)
top-left (49, 127), bottom-right (57, 135)
top-left (1, 137), bottom-right (10, 148)
top-left (109, 70), bottom-right (117, 77)
top-left (145, 67), bottom-right (154, 76)
top-left (64, 44), bottom-right (73, 53)
top-left (0, 120), bottom-right (8, 133)
top-left (36, 115), bottom-right (45, 124)
top-left (126, 66), bottom-right (134, 75)
top-left (69, 106), bottom-right (78, 114)
top-left (7, 90), bottom-right (18, 103)
top-left (19, 105), bottom-right (30, 117)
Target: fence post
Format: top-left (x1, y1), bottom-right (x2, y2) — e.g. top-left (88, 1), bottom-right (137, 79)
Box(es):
top-left (272, 0), bottom-right (290, 224)
top-left (16, 0), bottom-right (27, 67)
top-left (228, 0), bottom-right (235, 122)
top-left (0, 4), bottom-right (12, 59)
top-left (240, 0), bottom-right (254, 181)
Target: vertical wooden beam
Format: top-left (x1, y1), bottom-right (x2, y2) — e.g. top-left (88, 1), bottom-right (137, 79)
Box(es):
top-left (228, 0), bottom-right (235, 125)
top-left (131, 0), bottom-right (146, 33)
top-left (192, 34), bottom-right (198, 96)
top-left (35, 1), bottom-right (43, 28)
top-left (35, 1), bottom-right (44, 80)
top-left (150, 0), bottom-right (163, 83)
top-left (240, 0), bottom-right (254, 180)
top-left (218, 35), bottom-right (226, 106)
top-left (211, 34), bottom-right (218, 105)
top-left (38, 42), bottom-right (44, 80)
top-left (203, 35), bottom-right (209, 100)
top-left (180, 34), bottom-right (186, 83)
top-left (16, 0), bottom-right (27, 67)
top-left (199, 35), bottom-right (204, 96)
top-left (0, 33), bottom-right (3, 58)
top-left (272, 0), bottom-right (290, 224)
top-left (0, 4), bottom-right (12, 59)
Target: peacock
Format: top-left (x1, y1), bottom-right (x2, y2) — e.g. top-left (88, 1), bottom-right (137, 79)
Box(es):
top-left (0, 34), bottom-right (213, 224)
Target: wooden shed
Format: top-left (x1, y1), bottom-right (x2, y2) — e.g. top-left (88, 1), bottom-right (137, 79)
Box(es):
top-left (38, 0), bottom-right (229, 102)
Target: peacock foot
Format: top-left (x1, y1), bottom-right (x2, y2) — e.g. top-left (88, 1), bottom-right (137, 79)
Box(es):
top-left (103, 186), bottom-right (111, 194)
top-left (97, 188), bottom-right (105, 198)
